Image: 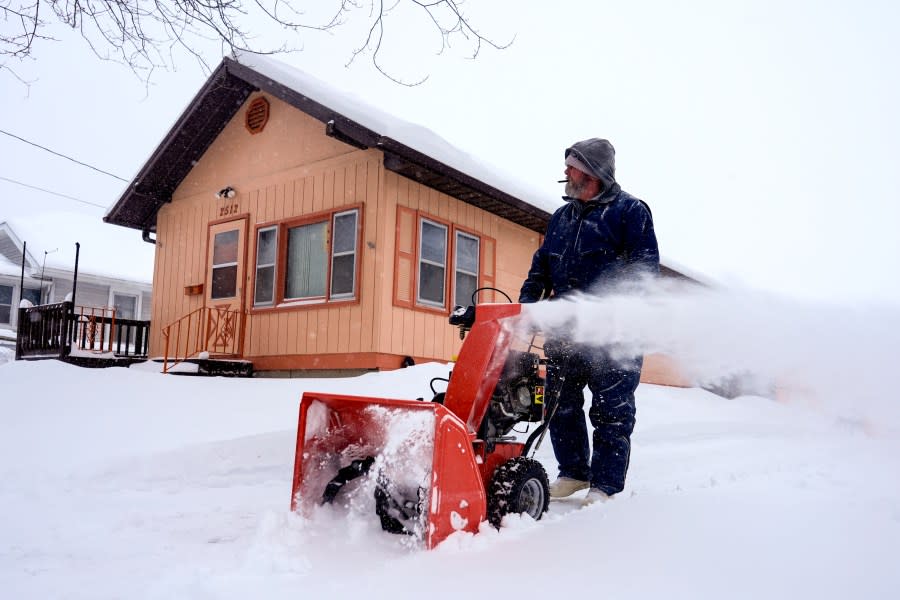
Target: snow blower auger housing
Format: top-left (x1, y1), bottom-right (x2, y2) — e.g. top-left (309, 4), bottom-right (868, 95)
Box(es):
top-left (290, 303), bottom-right (550, 549)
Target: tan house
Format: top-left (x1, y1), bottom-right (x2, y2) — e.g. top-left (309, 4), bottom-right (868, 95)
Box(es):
top-left (105, 54), bottom-right (693, 381)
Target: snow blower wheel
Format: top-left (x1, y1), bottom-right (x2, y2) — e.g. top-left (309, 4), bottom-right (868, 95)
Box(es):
top-left (487, 456), bottom-right (550, 528)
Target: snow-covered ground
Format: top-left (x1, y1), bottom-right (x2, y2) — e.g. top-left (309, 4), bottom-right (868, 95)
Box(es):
top-left (0, 344), bottom-right (13, 366)
top-left (1, 357), bottom-right (898, 599)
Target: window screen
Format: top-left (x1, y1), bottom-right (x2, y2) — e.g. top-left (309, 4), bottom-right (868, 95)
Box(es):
top-left (418, 219), bottom-right (447, 306)
top-left (254, 227), bottom-right (277, 305)
top-left (330, 210), bottom-right (358, 298)
top-left (454, 232), bottom-right (480, 307)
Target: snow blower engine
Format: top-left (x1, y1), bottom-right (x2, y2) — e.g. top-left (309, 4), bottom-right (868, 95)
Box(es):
top-left (290, 301), bottom-right (552, 548)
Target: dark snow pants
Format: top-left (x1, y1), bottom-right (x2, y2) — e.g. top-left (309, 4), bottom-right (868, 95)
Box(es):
top-left (545, 342), bottom-right (641, 496)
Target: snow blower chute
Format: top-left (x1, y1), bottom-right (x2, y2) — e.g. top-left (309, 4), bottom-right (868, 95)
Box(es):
top-left (290, 302), bottom-right (551, 548)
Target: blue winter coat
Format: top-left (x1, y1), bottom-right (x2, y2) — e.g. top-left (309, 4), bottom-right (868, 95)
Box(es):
top-left (519, 140), bottom-right (659, 302)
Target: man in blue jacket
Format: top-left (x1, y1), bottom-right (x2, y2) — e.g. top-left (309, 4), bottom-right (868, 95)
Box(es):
top-left (519, 138), bottom-right (659, 506)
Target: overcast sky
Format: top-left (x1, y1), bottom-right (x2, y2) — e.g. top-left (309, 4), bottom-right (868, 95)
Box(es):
top-left (2, 1), bottom-right (899, 304)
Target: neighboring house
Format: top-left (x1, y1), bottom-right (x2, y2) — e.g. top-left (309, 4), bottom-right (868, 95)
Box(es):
top-left (0, 217), bottom-right (153, 334)
top-left (104, 53), bottom-right (695, 380)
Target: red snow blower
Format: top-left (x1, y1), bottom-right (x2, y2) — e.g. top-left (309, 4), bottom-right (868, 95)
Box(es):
top-left (290, 301), bottom-right (554, 549)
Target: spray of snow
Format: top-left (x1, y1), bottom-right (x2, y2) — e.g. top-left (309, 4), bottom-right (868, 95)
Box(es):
top-left (520, 278), bottom-right (900, 432)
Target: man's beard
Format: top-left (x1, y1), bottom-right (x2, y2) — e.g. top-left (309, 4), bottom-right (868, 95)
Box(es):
top-left (565, 178), bottom-right (586, 198)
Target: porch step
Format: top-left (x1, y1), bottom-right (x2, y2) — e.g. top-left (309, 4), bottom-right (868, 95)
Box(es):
top-left (63, 355), bottom-right (150, 369)
top-left (152, 357), bottom-right (254, 378)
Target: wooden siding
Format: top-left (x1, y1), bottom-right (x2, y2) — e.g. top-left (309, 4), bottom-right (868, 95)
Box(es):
top-left (149, 91), bottom-right (383, 361)
top-left (375, 171), bottom-right (541, 364)
top-left (150, 150), bottom-right (382, 360)
top-left (641, 353), bottom-right (693, 387)
top-left (172, 93), bottom-right (353, 203)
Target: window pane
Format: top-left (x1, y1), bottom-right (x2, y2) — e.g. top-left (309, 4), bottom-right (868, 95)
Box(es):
top-left (421, 221), bottom-right (446, 264)
top-left (419, 263), bottom-right (445, 305)
top-left (113, 294), bottom-right (136, 319)
top-left (331, 254), bottom-right (355, 297)
top-left (456, 234), bottom-right (479, 273)
top-left (23, 288), bottom-right (41, 305)
top-left (0, 285), bottom-right (11, 324)
top-left (286, 222), bottom-right (327, 299)
top-left (255, 265), bottom-right (275, 305)
top-left (455, 273), bottom-right (478, 308)
top-left (213, 230), bottom-right (239, 265)
top-left (333, 212), bottom-right (357, 254)
top-left (257, 228), bottom-right (276, 265)
top-left (212, 265), bottom-right (238, 299)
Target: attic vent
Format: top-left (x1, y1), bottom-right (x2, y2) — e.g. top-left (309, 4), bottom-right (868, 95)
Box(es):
top-left (245, 97), bottom-right (270, 134)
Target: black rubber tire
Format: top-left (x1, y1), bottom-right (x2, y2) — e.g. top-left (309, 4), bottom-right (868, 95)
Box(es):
top-left (487, 456), bottom-right (550, 528)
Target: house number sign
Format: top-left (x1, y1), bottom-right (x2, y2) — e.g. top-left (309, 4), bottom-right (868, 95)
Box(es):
top-left (219, 203), bottom-right (240, 217)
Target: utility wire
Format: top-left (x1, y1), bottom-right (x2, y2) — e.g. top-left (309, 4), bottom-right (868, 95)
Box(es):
top-left (0, 128), bottom-right (128, 182)
top-left (0, 175), bottom-right (108, 210)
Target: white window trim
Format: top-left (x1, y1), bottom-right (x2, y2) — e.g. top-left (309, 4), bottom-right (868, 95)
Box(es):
top-left (256, 208), bottom-right (362, 308)
top-left (0, 283), bottom-right (13, 326)
top-left (108, 290), bottom-right (141, 320)
top-left (254, 226), bottom-right (278, 307)
top-left (454, 230), bottom-right (480, 307)
top-left (330, 209), bottom-right (359, 300)
top-left (417, 218), bottom-right (448, 308)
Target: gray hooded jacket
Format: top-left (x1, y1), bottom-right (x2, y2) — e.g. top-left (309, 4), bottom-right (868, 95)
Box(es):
top-left (519, 138), bottom-right (660, 302)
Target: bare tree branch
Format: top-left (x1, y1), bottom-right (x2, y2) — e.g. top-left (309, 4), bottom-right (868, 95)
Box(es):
top-left (1, 0), bottom-right (512, 85)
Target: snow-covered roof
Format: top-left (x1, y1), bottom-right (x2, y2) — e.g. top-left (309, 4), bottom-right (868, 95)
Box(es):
top-left (4, 214), bottom-right (153, 284)
top-left (105, 54), bottom-right (551, 235)
top-left (233, 52), bottom-right (561, 216)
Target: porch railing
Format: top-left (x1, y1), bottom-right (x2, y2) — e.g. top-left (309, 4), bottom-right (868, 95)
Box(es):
top-left (15, 301), bottom-right (73, 360)
top-left (72, 306), bottom-right (150, 358)
top-left (161, 306), bottom-right (243, 373)
top-left (15, 302), bottom-right (151, 361)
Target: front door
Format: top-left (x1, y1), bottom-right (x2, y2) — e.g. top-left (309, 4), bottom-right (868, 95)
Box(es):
top-left (205, 219), bottom-right (247, 356)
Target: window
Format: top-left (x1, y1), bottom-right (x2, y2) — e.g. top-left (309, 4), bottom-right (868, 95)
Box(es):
top-left (394, 207), bottom-right (496, 312)
top-left (22, 288), bottom-right (41, 306)
top-left (253, 207), bottom-right (360, 308)
top-left (113, 293), bottom-right (137, 320)
top-left (0, 284), bottom-right (11, 324)
top-left (285, 221), bottom-right (328, 300)
top-left (211, 229), bottom-right (239, 299)
top-left (331, 210), bottom-right (358, 298)
top-left (454, 231), bottom-right (480, 307)
top-left (254, 227), bottom-right (277, 306)
top-left (418, 219), bottom-right (448, 307)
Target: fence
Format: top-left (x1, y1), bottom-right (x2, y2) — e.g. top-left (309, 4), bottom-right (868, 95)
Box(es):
top-left (15, 302), bottom-right (150, 361)
top-left (15, 301), bottom-right (72, 360)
